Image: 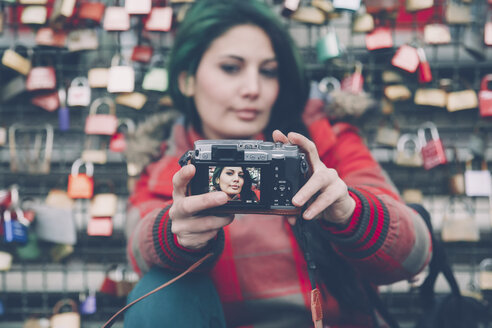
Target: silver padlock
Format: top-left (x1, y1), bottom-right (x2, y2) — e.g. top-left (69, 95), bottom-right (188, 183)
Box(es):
top-left (394, 134), bottom-right (423, 167)
top-left (67, 76), bottom-right (91, 107)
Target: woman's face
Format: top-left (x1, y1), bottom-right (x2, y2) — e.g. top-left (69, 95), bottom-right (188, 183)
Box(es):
top-left (188, 24), bottom-right (279, 139)
top-left (218, 167), bottom-right (245, 198)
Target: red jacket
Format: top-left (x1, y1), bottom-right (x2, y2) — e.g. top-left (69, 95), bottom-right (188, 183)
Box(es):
top-left (126, 100), bottom-right (432, 327)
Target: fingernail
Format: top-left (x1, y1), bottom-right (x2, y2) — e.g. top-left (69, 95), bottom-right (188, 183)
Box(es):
top-left (292, 196), bottom-right (302, 206)
top-left (303, 210), bottom-right (312, 220)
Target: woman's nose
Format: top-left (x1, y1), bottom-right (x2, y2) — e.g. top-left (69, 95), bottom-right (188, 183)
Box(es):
top-left (240, 70), bottom-right (260, 98)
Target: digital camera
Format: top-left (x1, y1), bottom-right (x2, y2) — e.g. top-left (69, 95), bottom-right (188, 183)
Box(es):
top-left (179, 140), bottom-right (309, 215)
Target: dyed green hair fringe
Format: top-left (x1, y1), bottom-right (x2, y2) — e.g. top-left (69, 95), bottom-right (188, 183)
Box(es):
top-left (167, 0), bottom-right (309, 139)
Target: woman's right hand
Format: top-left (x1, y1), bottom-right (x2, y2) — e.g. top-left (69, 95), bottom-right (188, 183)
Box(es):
top-left (169, 164), bottom-right (234, 250)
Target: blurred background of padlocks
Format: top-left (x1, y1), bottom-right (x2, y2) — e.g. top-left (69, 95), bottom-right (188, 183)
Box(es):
top-left (1, 0), bottom-right (492, 326)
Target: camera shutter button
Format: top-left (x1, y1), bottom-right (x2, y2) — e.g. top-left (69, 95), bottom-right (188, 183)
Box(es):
top-left (259, 142), bottom-right (274, 150)
top-left (283, 145), bottom-right (298, 150)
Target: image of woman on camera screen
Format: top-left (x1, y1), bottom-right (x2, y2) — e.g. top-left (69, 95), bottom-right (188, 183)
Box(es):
top-left (211, 166), bottom-right (259, 202)
top-left (124, 0), bottom-right (432, 327)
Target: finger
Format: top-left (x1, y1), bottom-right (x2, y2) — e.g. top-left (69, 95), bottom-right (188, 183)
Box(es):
top-left (171, 191), bottom-right (229, 218)
top-left (172, 164), bottom-right (196, 199)
top-left (172, 214), bottom-right (234, 234)
top-left (285, 216), bottom-right (297, 226)
top-left (302, 186), bottom-right (344, 220)
top-left (272, 129), bottom-right (289, 144)
top-left (292, 169), bottom-right (337, 207)
top-left (286, 132), bottom-right (322, 170)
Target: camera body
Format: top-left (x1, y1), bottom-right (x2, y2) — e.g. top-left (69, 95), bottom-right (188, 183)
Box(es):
top-left (180, 140), bottom-right (309, 215)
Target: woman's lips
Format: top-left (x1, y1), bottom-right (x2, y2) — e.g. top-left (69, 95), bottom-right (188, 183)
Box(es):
top-left (235, 108), bottom-right (259, 121)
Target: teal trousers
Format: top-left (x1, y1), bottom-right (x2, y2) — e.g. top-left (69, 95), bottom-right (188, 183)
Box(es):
top-left (124, 266), bottom-right (226, 328)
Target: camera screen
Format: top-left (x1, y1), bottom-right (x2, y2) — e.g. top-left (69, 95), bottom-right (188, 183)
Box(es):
top-left (207, 166), bottom-right (261, 204)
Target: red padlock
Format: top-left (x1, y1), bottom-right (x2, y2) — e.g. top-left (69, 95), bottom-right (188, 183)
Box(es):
top-left (417, 48), bottom-right (432, 83)
top-left (418, 122), bottom-right (447, 170)
top-left (67, 159), bottom-right (94, 199)
top-left (485, 22), bottom-right (492, 46)
top-left (26, 67), bottom-right (56, 91)
top-left (78, 2), bottom-right (106, 24)
top-left (85, 97), bottom-right (118, 135)
top-left (391, 44), bottom-right (419, 73)
top-left (479, 74), bottom-right (492, 117)
top-left (365, 27), bottom-right (393, 51)
top-left (87, 217), bottom-right (113, 236)
top-left (31, 91), bottom-right (60, 112)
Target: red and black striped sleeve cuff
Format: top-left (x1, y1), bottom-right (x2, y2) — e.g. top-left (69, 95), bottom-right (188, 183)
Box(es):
top-left (152, 206), bottom-right (225, 271)
top-left (318, 187), bottom-right (390, 259)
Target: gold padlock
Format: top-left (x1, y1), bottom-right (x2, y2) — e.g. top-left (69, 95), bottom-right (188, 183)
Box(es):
top-left (447, 89), bottom-right (478, 112)
top-left (384, 85), bottom-right (411, 101)
top-left (414, 88), bottom-right (447, 107)
top-left (394, 133), bottom-right (423, 167)
top-left (2, 47), bottom-right (32, 75)
top-left (441, 197), bottom-right (479, 242)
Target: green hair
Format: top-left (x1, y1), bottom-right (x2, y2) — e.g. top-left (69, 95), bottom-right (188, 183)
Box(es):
top-left (167, 0), bottom-right (309, 139)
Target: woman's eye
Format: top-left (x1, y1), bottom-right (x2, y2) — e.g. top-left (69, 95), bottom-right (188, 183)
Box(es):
top-left (260, 67), bottom-right (278, 78)
top-left (220, 64), bottom-right (240, 74)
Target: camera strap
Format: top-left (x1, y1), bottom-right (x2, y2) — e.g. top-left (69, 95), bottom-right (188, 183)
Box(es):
top-left (293, 217), bottom-right (323, 328)
top-left (101, 252), bottom-right (214, 328)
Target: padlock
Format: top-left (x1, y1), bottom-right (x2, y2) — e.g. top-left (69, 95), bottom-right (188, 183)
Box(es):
top-left (109, 119), bottom-right (135, 152)
top-left (26, 53), bottom-right (56, 91)
top-left (468, 130), bottom-right (487, 159)
top-left (485, 22), bottom-right (492, 46)
top-left (391, 44), bottom-right (419, 73)
top-left (103, 4), bottom-right (130, 31)
top-left (479, 75), bottom-right (492, 117)
top-left (384, 85), bottom-right (411, 101)
top-left (352, 12), bottom-right (374, 33)
top-left (35, 27), bottom-right (67, 48)
top-left (402, 189), bottom-right (423, 204)
top-left (406, 0), bottom-right (433, 12)
top-left (282, 0), bottom-right (300, 17)
top-left (479, 259), bottom-right (492, 291)
top-left (142, 55), bottom-right (168, 92)
top-left (312, 0), bottom-right (334, 14)
top-left (340, 61), bottom-right (363, 94)
top-left (465, 160), bottom-right (491, 197)
top-left (90, 182), bottom-right (118, 217)
top-left (447, 89), bottom-right (478, 112)
top-left (448, 147), bottom-right (465, 196)
top-left (0, 251), bottom-right (13, 271)
top-left (67, 159), bottom-right (94, 199)
top-left (364, 0), bottom-right (399, 13)
top-left (394, 134), bottom-right (423, 167)
top-left (87, 217), bottom-right (113, 236)
top-left (332, 0), bottom-right (360, 11)
top-left (78, 2), bottom-right (105, 24)
top-left (115, 92), bottom-right (147, 110)
top-left (463, 25), bottom-right (486, 61)
top-left (417, 48), bottom-right (432, 83)
top-left (418, 121), bottom-right (447, 170)
top-left (45, 189), bottom-right (74, 209)
top-left (290, 7), bottom-right (325, 25)
top-left (125, 0), bottom-right (151, 15)
top-left (88, 64), bottom-right (109, 89)
top-left (1, 76), bottom-right (26, 103)
top-left (67, 77), bottom-right (91, 107)
top-left (50, 299), bottom-right (80, 328)
top-left (445, 3), bottom-right (471, 25)
top-left (365, 27), bottom-right (393, 51)
top-left (67, 29), bottom-right (99, 52)
top-left (131, 39), bottom-right (153, 64)
top-left (316, 26), bottom-right (341, 62)
top-left (49, 0), bottom-right (76, 29)
top-left (0, 127), bottom-right (6, 146)
top-left (414, 88), bottom-right (447, 107)
top-left (21, 5), bottom-right (47, 25)
top-left (99, 266), bottom-right (119, 296)
top-left (145, 7), bottom-right (173, 32)
top-left (9, 124), bottom-right (54, 174)
top-left (1, 44), bottom-right (32, 75)
top-left (50, 244), bottom-right (74, 262)
top-left (423, 23), bottom-right (451, 44)
top-left (79, 291), bottom-right (97, 315)
top-left (85, 97), bottom-right (118, 135)
top-left (107, 54), bottom-right (135, 93)
top-left (16, 230), bottom-right (41, 260)
top-left (3, 208), bottom-right (28, 244)
top-left (441, 197), bottom-right (479, 242)
top-left (375, 116), bottom-right (400, 147)
top-left (31, 91), bottom-right (60, 112)
top-left (31, 201), bottom-right (77, 245)
top-left (58, 88), bottom-right (70, 131)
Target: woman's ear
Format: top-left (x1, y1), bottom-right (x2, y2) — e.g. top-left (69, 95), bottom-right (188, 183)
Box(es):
top-left (178, 72), bottom-right (195, 97)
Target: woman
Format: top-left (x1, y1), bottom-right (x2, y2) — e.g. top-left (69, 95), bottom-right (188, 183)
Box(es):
top-left (211, 166), bottom-right (258, 202)
top-left (124, 0), bottom-right (432, 327)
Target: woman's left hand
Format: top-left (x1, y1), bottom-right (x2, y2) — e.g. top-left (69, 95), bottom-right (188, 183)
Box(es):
top-left (273, 130), bottom-right (356, 225)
